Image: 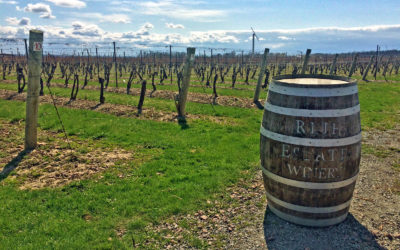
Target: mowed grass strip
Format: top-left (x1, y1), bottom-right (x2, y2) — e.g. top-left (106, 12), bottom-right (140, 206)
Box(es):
top-left (0, 82), bottom-right (259, 118)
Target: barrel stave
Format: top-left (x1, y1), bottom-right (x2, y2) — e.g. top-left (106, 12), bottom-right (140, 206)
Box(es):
top-left (260, 75), bottom-right (361, 227)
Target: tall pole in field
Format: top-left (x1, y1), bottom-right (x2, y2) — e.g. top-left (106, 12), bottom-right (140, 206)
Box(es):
top-left (169, 45), bottom-right (172, 84)
top-left (25, 30), bottom-right (43, 150)
top-left (211, 49), bottom-right (213, 67)
top-left (113, 41), bottom-right (118, 87)
top-left (96, 47), bottom-right (99, 77)
top-left (253, 48), bottom-right (269, 104)
top-left (374, 45), bottom-right (380, 80)
top-left (24, 38), bottom-right (28, 62)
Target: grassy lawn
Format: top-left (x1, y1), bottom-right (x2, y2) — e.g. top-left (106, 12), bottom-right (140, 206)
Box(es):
top-left (0, 75), bottom-right (399, 248)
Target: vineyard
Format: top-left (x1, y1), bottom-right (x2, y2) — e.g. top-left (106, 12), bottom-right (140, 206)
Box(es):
top-left (0, 38), bottom-right (399, 249)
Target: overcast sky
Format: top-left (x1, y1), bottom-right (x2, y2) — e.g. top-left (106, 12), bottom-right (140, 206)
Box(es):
top-left (1, 0), bottom-right (400, 54)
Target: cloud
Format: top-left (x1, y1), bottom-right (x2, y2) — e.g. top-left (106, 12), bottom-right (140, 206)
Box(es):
top-left (6, 17), bottom-right (31, 26)
top-left (71, 21), bottom-right (103, 37)
top-left (45, 0), bottom-right (86, 8)
top-left (138, 0), bottom-right (226, 22)
top-left (277, 36), bottom-right (295, 41)
top-left (76, 13), bottom-right (131, 24)
top-left (166, 23), bottom-right (184, 29)
top-left (0, 0), bottom-right (17, 4)
top-left (24, 3), bottom-right (55, 19)
top-left (122, 22), bottom-right (154, 39)
top-left (189, 31), bottom-right (239, 44)
top-left (2, 23), bottom-right (400, 53)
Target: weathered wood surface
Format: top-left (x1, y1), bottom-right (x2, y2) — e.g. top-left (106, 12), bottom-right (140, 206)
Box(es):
top-left (260, 74), bottom-right (361, 227)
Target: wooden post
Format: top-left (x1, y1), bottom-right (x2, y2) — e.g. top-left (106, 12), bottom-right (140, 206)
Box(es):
top-left (382, 56), bottom-right (392, 77)
top-left (348, 53), bottom-right (359, 77)
top-left (253, 48), bottom-right (269, 104)
top-left (24, 38), bottom-right (29, 62)
top-left (300, 49), bottom-right (311, 74)
top-left (362, 55), bottom-right (375, 81)
top-left (25, 30), bottom-right (43, 150)
top-left (96, 47), bottom-right (99, 77)
top-left (329, 54), bottom-right (338, 75)
top-left (211, 49), bottom-right (213, 67)
top-left (374, 45), bottom-right (380, 80)
top-left (137, 80), bottom-right (147, 115)
top-left (176, 47), bottom-right (196, 119)
top-left (113, 41), bottom-right (118, 87)
top-left (169, 45), bottom-right (172, 84)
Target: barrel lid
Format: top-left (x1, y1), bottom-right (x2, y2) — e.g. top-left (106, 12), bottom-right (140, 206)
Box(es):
top-left (272, 74), bottom-right (357, 88)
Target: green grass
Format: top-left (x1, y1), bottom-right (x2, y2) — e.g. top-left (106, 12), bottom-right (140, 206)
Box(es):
top-left (0, 99), bottom-right (261, 249)
top-left (0, 76), bottom-right (399, 248)
top-left (358, 82), bottom-right (400, 129)
top-left (0, 82), bottom-right (258, 121)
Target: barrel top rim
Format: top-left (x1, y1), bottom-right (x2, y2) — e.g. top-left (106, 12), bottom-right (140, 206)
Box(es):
top-left (272, 74), bottom-right (357, 88)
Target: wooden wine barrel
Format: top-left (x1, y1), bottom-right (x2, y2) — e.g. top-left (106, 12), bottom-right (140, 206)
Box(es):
top-left (260, 74), bottom-right (361, 227)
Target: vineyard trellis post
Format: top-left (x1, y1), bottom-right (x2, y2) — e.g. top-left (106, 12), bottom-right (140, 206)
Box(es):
top-left (176, 47), bottom-right (196, 120)
top-left (374, 45), bottom-right (380, 80)
top-left (169, 45), bottom-right (172, 84)
top-left (329, 54), bottom-right (338, 75)
top-left (253, 48), bottom-right (269, 105)
top-left (348, 53), bottom-right (359, 77)
top-left (25, 30), bottom-right (43, 150)
top-left (113, 41), bottom-right (118, 87)
top-left (96, 47), bottom-right (99, 77)
top-left (300, 49), bottom-right (312, 74)
top-left (24, 38), bottom-right (28, 61)
top-left (363, 55), bottom-right (375, 81)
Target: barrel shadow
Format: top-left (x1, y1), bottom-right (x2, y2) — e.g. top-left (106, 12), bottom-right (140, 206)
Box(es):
top-left (263, 206), bottom-right (383, 250)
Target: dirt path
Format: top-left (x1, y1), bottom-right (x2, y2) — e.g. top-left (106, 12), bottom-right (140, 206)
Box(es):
top-left (143, 127), bottom-right (400, 249)
top-left (0, 120), bottom-right (143, 190)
